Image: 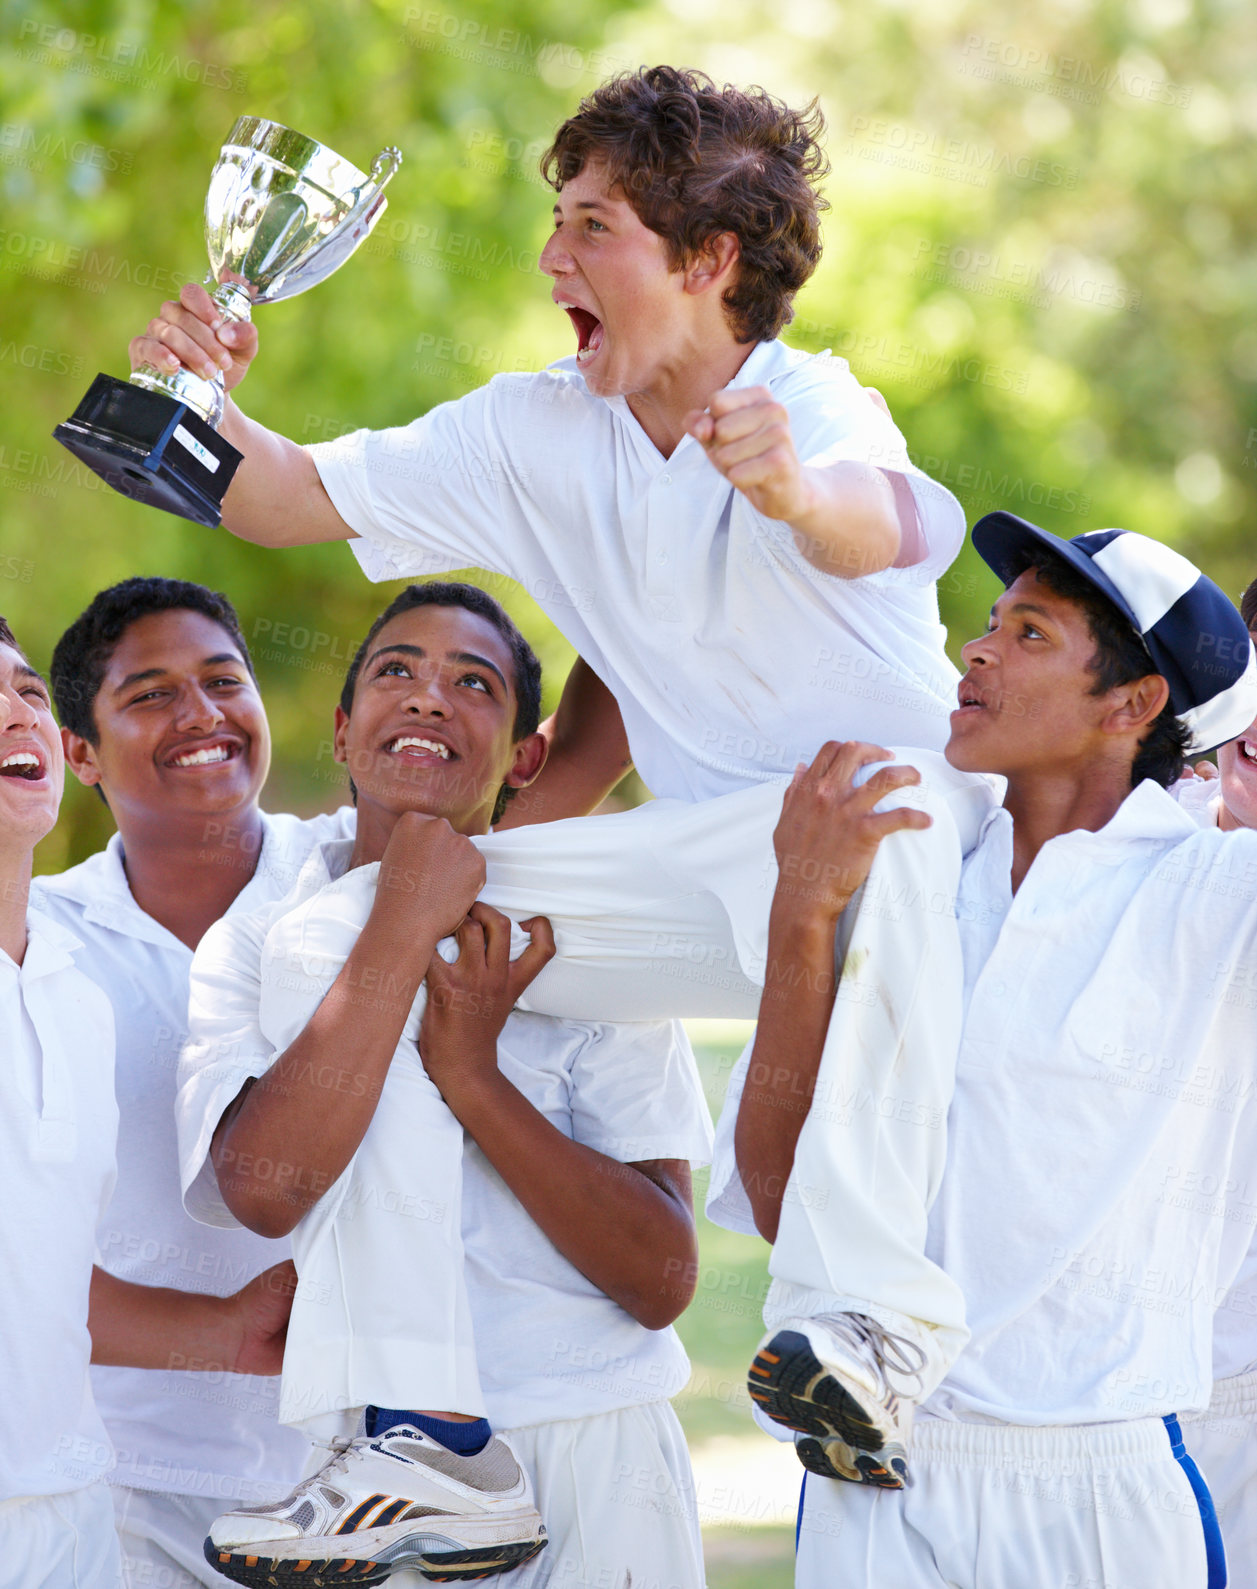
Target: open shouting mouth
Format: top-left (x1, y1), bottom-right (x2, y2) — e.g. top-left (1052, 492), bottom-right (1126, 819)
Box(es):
top-left (565, 306), bottom-right (605, 365)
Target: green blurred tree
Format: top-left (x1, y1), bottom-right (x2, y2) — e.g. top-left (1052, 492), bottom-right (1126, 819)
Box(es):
top-left (2, 0), bottom-right (1255, 872)
top-left (0, 0), bottom-right (652, 866)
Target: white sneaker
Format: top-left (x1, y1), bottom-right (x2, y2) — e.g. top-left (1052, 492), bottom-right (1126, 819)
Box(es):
top-left (203, 1425), bottom-right (547, 1585)
top-left (748, 1315), bottom-right (925, 1488)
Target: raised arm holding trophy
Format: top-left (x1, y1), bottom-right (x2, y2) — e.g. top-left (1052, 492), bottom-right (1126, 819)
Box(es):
top-left (54, 116), bottom-right (400, 527)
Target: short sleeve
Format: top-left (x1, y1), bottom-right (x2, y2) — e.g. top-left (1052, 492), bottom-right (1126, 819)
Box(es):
top-left (759, 351), bottom-right (965, 585)
top-left (308, 378), bottom-right (530, 585)
top-left (567, 1019), bottom-right (714, 1167)
top-left (176, 905), bottom-right (282, 1228)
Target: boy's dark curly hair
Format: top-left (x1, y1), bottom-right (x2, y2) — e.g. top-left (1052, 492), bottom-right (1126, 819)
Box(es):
top-left (543, 65), bottom-right (828, 344)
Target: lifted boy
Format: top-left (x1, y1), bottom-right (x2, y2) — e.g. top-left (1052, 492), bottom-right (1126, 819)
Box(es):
top-left (130, 66), bottom-right (964, 804)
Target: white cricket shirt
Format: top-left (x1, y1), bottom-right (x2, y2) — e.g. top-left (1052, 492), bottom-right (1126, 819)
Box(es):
top-left (1, 908), bottom-right (117, 1498)
top-left (308, 340), bottom-right (964, 801)
top-left (178, 840), bottom-right (714, 1432)
top-left (1174, 773), bottom-right (1257, 1382)
top-left (32, 808), bottom-right (354, 1503)
top-left (924, 781), bottom-right (1257, 1424)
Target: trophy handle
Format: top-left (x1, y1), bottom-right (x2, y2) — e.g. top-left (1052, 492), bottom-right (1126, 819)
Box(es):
top-left (362, 146), bottom-right (403, 199)
top-left (338, 146), bottom-right (402, 214)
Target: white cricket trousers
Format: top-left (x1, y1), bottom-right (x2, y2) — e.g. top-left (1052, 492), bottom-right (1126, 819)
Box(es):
top-left (795, 1415), bottom-right (1224, 1589)
top-left (0, 1483), bottom-right (123, 1589)
top-left (387, 1402), bottom-right (704, 1589)
top-left (1183, 1370), bottom-right (1257, 1578)
top-left (111, 1486), bottom-right (232, 1589)
top-left (261, 754), bottom-right (990, 1432)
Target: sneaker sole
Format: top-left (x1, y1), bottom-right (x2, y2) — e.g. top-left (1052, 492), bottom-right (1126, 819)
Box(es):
top-left (748, 1329), bottom-right (897, 1457)
top-left (795, 1433), bottom-right (909, 1489)
top-left (203, 1535), bottom-right (547, 1587)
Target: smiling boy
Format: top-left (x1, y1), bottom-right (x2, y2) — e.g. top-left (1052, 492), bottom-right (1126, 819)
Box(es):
top-left (32, 579), bottom-right (356, 1588)
top-left (0, 616), bottom-right (296, 1589)
top-left (177, 583), bottom-right (712, 1588)
top-left (129, 66), bottom-right (964, 804)
top-left (731, 514), bottom-right (1257, 1586)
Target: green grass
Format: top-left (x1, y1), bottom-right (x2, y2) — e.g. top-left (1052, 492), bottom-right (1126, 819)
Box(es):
top-left (702, 1527), bottom-right (797, 1589)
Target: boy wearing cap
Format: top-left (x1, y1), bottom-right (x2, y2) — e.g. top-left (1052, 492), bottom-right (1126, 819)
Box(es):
top-left (731, 513), bottom-right (1257, 1585)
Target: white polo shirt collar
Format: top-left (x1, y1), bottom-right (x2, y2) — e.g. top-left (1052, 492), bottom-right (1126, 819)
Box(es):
top-left (42, 814), bottom-right (319, 953)
top-left (974, 777), bottom-right (1196, 862)
top-left (599, 338), bottom-right (789, 464)
top-left (11, 903), bottom-right (83, 975)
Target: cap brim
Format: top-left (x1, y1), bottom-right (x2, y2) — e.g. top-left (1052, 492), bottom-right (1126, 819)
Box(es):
top-left (970, 511), bottom-right (1142, 635)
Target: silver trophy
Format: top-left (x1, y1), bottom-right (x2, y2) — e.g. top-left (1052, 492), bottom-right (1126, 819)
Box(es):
top-left (55, 117), bottom-right (402, 526)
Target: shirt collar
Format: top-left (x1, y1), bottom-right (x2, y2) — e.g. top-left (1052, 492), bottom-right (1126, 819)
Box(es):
top-left (722, 338), bottom-right (792, 389)
top-left (14, 905), bottom-right (85, 976)
top-left (1082, 778), bottom-right (1198, 845)
top-left (291, 836), bottom-right (356, 899)
top-left (593, 338), bottom-right (789, 458)
top-left (38, 813), bottom-right (302, 948)
top-left (976, 777), bottom-right (1197, 862)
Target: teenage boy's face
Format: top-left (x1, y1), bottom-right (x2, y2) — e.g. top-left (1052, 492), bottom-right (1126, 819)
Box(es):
top-left (540, 158), bottom-right (699, 401)
top-left (946, 568), bottom-right (1133, 780)
top-left (334, 604), bottom-right (545, 836)
top-left (1217, 637), bottom-right (1257, 830)
top-left (64, 609), bottom-right (269, 829)
top-left (0, 641), bottom-right (63, 850)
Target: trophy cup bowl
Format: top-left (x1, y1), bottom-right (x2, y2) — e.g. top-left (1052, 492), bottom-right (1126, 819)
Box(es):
top-left (54, 118), bottom-right (402, 527)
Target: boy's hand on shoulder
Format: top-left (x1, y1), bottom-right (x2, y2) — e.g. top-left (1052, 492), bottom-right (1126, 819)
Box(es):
top-left (772, 741), bottom-right (932, 926)
top-left (685, 385), bottom-right (814, 523)
top-left (373, 811), bottom-right (486, 944)
top-left (419, 904), bottom-right (555, 1100)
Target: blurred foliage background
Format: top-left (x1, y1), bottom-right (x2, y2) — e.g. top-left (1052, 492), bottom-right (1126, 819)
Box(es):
top-left (4, 0), bottom-right (1256, 869)
top-left (3, 0), bottom-right (1254, 1575)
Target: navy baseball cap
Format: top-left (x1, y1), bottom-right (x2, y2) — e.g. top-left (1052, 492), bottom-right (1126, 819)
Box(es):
top-left (971, 511), bottom-right (1257, 752)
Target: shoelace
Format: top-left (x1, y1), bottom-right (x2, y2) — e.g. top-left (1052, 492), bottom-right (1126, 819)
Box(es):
top-left (290, 1432), bottom-right (370, 1497)
top-left (815, 1312), bottom-right (929, 1400)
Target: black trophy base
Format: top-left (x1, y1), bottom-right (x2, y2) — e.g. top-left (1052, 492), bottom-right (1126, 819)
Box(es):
top-left (54, 373), bottom-right (242, 528)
